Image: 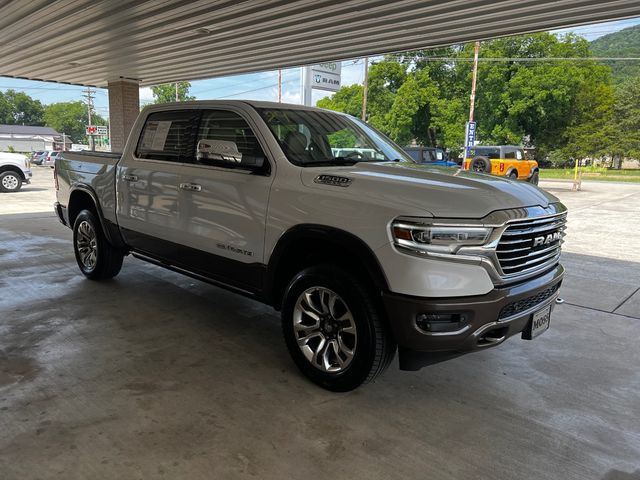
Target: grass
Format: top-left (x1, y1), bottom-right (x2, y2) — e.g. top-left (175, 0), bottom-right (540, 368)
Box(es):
top-left (539, 167), bottom-right (640, 183)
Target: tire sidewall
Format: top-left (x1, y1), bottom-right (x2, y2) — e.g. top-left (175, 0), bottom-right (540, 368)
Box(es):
top-left (530, 171), bottom-right (539, 185)
top-left (73, 210), bottom-right (106, 279)
top-left (0, 172), bottom-right (22, 192)
top-left (471, 156), bottom-right (491, 173)
top-left (282, 267), bottom-right (379, 391)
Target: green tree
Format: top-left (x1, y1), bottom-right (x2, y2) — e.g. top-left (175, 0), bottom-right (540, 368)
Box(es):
top-left (0, 89), bottom-right (45, 125)
top-left (318, 32), bottom-right (614, 160)
top-left (151, 82), bottom-right (195, 103)
top-left (43, 101), bottom-right (106, 143)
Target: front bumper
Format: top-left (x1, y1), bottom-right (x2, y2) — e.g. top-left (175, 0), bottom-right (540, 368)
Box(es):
top-left (383, 264), bottom-right (564, 370)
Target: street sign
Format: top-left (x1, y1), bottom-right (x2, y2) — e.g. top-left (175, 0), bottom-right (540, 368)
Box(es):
top-left (311, 62), bottom-right (341, 92)
top-left (86, 125), bottom-right (108, 136)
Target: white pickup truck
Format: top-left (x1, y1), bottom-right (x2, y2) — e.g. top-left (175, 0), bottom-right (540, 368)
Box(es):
top-left (0, 152), bottom-right (32, 192)
top-left (54, 101), bottom-right (566, 391)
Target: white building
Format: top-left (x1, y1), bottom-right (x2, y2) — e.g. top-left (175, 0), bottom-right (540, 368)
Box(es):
top-left (0, 125), bottom-right (70, 152)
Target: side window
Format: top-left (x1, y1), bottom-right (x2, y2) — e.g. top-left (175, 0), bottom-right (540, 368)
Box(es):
top-left (516, 150), bottom-right (524, 160)
top-left (136, 110), bottom-right (198, 162)
top-left (196, 110), bottom-right (267, 171)
top-left (504, 150), bottom-right (516, 159)
top-left (423, 150), bottom-right (436, 162)
top-left (406, 150), bottom-right (420, 162)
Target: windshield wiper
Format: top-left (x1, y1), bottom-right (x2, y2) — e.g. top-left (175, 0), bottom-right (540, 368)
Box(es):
top-left (306, 158), bottom-right (360, 167)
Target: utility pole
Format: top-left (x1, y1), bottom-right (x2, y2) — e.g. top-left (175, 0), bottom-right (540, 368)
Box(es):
top-left (468, 41), bottom-right (480, 123)
top-left (361, 56), bottom-right (369, 122)
top-left (278, 68), bottom-right (282, 103)
top-left (82, 87), bottom-right (95, 151)
top-left (463, 41), bottom-right (481, 168)
top-left (175, 82), bottom-right (179, 101)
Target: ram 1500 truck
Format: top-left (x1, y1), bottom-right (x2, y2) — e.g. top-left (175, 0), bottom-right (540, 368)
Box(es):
top-left (54, 101), bottom-right (566, 391)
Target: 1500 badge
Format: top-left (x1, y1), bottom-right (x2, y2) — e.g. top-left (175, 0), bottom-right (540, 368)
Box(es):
top-left (216, 243), bottom-right (253, 257)
top-left (314, 174), bottom-right (353, 187)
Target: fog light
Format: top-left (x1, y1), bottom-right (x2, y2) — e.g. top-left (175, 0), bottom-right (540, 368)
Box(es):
top-left (416, 313), bottom-right (468, 333)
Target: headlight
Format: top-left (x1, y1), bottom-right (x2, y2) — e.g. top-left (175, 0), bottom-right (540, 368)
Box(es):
top-left (392, 219), bottom-right (491, 255)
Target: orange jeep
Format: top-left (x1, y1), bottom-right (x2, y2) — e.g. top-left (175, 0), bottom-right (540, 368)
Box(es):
top-left (464, 145), bottom-right (539, 185)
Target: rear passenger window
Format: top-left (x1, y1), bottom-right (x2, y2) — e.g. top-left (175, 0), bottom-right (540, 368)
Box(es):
top-left (136, 110), bottom-right (198, 162)
top-left (196, 110), bottom-right (268, 172)
top-left (504, 151), bottom-right (516, 159)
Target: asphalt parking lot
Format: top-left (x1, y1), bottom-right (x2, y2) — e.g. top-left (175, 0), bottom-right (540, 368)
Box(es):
top-left (1, 168), bottom-right (639, 479)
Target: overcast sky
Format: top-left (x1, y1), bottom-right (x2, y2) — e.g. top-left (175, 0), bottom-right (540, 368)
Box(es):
top-left (1, 17), bottom-right (639, 119)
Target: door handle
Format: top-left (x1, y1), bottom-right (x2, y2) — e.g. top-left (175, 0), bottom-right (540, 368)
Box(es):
top-left (179, 182), bottom-right (202, 192)
top-left (122, 174), bottom-right (138, 182)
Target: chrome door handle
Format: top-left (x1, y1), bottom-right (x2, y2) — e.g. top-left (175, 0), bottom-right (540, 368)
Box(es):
top-left (122, 174), bottom-right (138, 182)
top-left (179, 182), bottom-right (202, 192)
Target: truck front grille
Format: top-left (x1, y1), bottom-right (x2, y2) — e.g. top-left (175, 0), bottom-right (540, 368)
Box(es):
top-left (496, 213), bottom-right (567, 277)
top-left (498, 283), bottom-right (561, 319)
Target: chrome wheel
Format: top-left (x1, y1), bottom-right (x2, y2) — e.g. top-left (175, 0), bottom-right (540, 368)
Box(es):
top-left (76, 220), bottom-right (98, 270)
top-left (2, 174), bottom-right (19, 190)
top-left (292, 287), bottom-right (357, 373)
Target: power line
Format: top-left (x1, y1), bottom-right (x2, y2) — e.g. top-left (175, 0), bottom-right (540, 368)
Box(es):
top-left (384, 55), bottom-right (640, 62)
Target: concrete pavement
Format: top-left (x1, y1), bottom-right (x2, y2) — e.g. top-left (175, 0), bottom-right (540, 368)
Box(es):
top-left (0, 170), bottom-right (638, 479)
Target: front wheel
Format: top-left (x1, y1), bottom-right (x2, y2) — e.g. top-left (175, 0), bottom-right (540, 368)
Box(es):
top-left (0, 171), bottom-right (22, 192)
top-left (528, 171), bottom-right (539, 185)
top-left (73, 209), bottom-right (124, 280)
top-left (281, 265), bottom-right (396, 391)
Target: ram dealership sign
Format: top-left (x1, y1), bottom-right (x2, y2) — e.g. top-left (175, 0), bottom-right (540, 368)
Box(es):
top-left (311, 62), bottom-right (342, 92)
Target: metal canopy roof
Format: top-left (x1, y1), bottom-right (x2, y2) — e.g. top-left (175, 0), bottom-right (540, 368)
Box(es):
top-left (2, 0), bottom-right (640, 88)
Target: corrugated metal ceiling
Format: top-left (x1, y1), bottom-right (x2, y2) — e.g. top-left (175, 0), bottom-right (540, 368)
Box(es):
top-left (2, 0), bottom-right (640, 87)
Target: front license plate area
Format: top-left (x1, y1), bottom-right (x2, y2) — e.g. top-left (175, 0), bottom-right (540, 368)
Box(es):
top-left (522, 305), bottom-right (551, 340)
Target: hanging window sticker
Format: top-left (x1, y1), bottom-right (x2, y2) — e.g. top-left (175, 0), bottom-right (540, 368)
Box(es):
top-left (150, 121), bottom-right (172, 151)
top-left (140, 121), bottom-right (159, 150)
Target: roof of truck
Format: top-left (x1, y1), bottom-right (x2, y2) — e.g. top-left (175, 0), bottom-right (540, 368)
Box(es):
top-left (143, 99), bottom-right (341, 113)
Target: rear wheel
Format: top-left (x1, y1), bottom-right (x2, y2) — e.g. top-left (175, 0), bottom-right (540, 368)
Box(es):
top-left (281, 265), bottom-right (396, 391)
top-left (0, 171), bottom-right (22, 192)
top-left (508, 170), bottom-right (519, 180)
top-left (73, 209), bottom-right (124, 280)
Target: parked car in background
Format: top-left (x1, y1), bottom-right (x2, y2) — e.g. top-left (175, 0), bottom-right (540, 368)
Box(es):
top-left (31, 150), bottom-right (48, 165)
top-left (464, 145), bottom-right (539, 184)
top-left (404, 146), bottom-right (458, 167)
top-left (44, 150), bottom-right (62, 167)
top-left (0, 152), bottom-right (32, 192)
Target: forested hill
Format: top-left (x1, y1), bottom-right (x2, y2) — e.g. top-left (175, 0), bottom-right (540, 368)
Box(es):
top-left (591, 24), bottom-right (640, 83)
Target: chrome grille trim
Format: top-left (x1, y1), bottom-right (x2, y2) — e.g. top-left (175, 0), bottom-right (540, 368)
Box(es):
top-left (496, 212), bottom-right (567, 277)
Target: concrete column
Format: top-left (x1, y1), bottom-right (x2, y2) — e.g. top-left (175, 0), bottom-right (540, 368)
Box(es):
top-left (107, 79), bottom-right (140, 152)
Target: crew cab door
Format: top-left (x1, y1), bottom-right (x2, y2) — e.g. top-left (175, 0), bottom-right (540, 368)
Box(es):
top-left (176, 108), bottom-right (274, 292)
top-left (116, 109), bottom-right (198, 256)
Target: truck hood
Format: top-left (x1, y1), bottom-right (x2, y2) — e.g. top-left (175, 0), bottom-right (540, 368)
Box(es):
top-left (300, 162), bottom-right (558, 219)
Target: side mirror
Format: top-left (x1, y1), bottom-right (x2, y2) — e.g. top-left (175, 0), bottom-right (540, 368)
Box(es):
top-left (197, 139), bottom-right (242, 163)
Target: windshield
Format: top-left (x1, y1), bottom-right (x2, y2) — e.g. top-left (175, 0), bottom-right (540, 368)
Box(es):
top-left (258, 108), bottom-right (413, 166)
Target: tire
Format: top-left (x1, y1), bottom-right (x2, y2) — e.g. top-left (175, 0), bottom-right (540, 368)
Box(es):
top-left (72, 209), bottom-right (124, 280)
top-left (281, 265), bottom-right (396, 391)
top-left (508, 170), bottom-right (518, 180)
top-left (470, 156), bottom-right (491, 173)
top-left (0, 171), bottom-right (23, 192)
top-left (528, 170), bottom-right (539, 185)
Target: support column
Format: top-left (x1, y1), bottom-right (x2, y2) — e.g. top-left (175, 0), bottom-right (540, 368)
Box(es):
top-left (107, 79), bottom-right (140, 152)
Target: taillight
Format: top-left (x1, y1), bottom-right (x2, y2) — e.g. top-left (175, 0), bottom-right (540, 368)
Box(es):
top-left (499, 162), bottom-right (505, 172)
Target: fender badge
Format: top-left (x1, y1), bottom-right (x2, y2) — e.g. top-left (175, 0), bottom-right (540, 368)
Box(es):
top-left (314, 174), bottom-right (353, 187)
